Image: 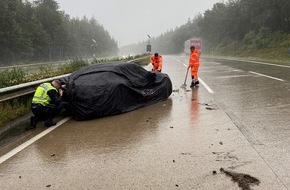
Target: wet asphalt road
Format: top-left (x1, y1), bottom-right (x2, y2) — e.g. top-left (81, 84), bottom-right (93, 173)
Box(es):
top-left (0, 55), bottom-right (290, 189)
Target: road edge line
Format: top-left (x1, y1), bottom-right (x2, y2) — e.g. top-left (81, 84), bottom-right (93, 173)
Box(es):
top-left (0, 117), bottom-right (71, 165)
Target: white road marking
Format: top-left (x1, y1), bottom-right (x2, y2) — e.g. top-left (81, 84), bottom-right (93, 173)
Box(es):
top-left (219, 57), bottom-right (290, 68)
top-left (0, 117), bottom-right (71, 165)
top-left (249, 71), bottom-right (284, 82)
top-left (217, 75), bottom-right (251, 79)
top-left (211, 62), bottom-right (221, 65)
top-left (199, 78), bottom-right (214, 94)
top-left (182, 62), bottom-right (214, 94)
top-left (176, 59), bottom-right (183, 64)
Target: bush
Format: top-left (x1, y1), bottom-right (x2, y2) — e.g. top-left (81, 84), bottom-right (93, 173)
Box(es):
top-left (0, 68), bottom-right (25, 88)
top-left (60, 58), bottom-right (89, 73)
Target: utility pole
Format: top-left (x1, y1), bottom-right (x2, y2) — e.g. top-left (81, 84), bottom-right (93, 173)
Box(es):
top-left (92, 39), bottom-right (97, 58)
top-left (146, 34), bottom-right (151, 53)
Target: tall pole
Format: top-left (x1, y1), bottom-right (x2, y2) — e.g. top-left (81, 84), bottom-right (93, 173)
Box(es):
top-left (147, 34), bottom-right (151, 53)
top-left (92, 39), bottom-right (97, 58)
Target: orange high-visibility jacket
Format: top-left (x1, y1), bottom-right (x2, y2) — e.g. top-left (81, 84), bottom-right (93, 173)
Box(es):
top-left (188, 49), bottom-right (200, 78)
top-left (189, 49), bottom-right (200, 67)
top-left (150, 55), bottom-right (163, 71)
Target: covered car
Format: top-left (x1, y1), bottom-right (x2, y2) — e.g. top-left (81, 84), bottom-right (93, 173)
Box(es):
top-left (61, 62), bottom-right (172, 120)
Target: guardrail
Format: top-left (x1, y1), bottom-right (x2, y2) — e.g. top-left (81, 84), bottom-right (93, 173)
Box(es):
top-left (0, 74), bottom-right (70, 103)
top-left (0, 56), bottom-right (150, 103)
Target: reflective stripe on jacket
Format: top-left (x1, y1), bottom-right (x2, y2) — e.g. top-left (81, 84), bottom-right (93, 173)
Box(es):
top-left (32, 83), bottom-right (57, 106)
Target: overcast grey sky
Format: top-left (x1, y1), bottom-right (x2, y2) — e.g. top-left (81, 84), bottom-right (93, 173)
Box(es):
top-left (56, 0), bottom-right (221, 46)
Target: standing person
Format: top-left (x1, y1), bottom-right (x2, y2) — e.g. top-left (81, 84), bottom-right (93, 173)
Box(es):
top-left (150, 53), bottom-right (163, 72)
top-left (188, 46), bottom-right (200, 87)
top-left (30, 80), bottom-right (64, 128)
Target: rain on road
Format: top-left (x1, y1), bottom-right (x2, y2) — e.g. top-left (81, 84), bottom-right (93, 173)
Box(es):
top-left (0, 55), bottom-right (289, 190)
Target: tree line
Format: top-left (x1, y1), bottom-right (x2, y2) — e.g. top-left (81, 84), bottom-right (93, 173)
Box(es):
top-left (0, 0), bottom-right (118, 65)
top-left (120, 0), bottom-right (290, 56)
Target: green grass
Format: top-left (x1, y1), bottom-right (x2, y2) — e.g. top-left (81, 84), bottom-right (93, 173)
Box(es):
top-left (0, 100), bottom-right (31, 127)
top-left (207, 47), bottom-right (290, 64)
top-left (203, 31), bottom-right (290, 64)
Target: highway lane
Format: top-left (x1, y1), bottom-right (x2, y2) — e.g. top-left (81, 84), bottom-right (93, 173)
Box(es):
top-left (182, 55), bottom-right (290, 188)
top-left (0, 55), bottom-right (289, 189)
top-left (203, 56), bottom-right (290, 82)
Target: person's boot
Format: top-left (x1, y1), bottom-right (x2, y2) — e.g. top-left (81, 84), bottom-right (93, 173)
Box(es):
top-left (44, 119), bottom-right (56, 127)
top-left (195, 80), bottom-right (199, 85)
top-left (190, 79), bottom-right (195, 88)
top-left (30, 116), bottom-right (38, 129)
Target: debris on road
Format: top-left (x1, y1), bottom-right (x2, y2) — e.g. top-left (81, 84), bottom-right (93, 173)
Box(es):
top-left (206, 107), bottom-right (217, 110)
top-left (220, 168), bottom-right (260, 190)
top-left (172, 89), bottom-right (179, 92)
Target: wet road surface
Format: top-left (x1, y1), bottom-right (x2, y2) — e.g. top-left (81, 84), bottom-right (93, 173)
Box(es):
top-left (0, 55), bottom-right (289, 189)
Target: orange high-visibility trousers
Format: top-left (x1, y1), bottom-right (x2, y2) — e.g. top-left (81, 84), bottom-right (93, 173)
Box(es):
top-left (191, 64), bottom-right (199, 80)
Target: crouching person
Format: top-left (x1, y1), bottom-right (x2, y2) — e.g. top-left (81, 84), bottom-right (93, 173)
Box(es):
top-left (30, 80), bottom-right (64, 128)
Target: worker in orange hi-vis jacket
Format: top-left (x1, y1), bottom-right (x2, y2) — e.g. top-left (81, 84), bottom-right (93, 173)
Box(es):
top-left (150, 53), bottom-right (163, 72)
top-left (188, 46), bottom-right (200, 88)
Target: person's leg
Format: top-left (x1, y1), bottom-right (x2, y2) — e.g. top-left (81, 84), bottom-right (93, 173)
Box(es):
top-left (31, 104), bottom-right (46, 128)
top-left (194, 66), bottom-right (200, 85)
top-left (44, 103), bottom-right (63, 127)
top-left (43, 104), bottom-right (57, 127)
top-left (191, 66), bottom-right (199, 88)
top-left (190, 75), bottom-right (195, 87)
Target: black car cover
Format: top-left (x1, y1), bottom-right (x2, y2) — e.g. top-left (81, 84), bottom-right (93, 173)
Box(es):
top-left (62, 62), bottom-right (172, 120)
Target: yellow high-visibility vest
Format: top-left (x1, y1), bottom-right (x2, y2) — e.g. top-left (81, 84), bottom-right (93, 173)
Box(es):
top-left (32, 83), bottom-right (57, 106)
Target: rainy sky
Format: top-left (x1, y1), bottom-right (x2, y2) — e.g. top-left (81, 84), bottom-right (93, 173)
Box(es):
top-left (56, 0), bottom-right (222, 46)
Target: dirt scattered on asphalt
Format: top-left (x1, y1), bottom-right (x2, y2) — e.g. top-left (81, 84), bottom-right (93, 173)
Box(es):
top-left (206, 107), bottom-right (217, 110)
top-left (212, 151), bottom-right (239, 161)
top-left (198, 103), bottom-right (218, 110)
top-left (181, 153), bottom-right (192, 155)
top-left (220, 168), bottom-right (260, 190)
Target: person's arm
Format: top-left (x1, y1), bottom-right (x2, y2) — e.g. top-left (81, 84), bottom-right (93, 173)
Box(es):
top-left (189, 53), bottom-right (198, 67)
top-left (158, 56), bottom-right (163, 71)
top-left (150, 56), bottom-right (154, 64)
top-left (47, 89), bottom-right (62, 105)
